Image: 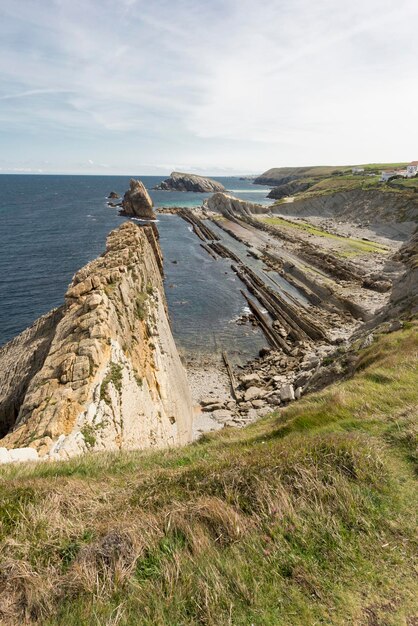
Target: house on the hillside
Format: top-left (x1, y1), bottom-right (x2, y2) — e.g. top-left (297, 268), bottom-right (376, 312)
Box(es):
top-left (406, 161), bottom-right (418, 177)
top-left (380, 169), bottom-right (407, 182)
top-left (352, 167), bottom-right (365, 174)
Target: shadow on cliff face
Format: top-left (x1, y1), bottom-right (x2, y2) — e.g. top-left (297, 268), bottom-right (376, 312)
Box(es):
top-left (0, 308), bottom-right (63, 438)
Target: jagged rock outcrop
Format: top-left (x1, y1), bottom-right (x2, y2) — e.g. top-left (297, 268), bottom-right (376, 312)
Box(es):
top-left (0, 222), bottom-right (193, 460)
top-left (120, 179), bottom-right (155, 219)
top-left (267, 180), bottom-right (312, 199)
top-left (0, 308), bottom-right (64, 439)
top-left (203, 192), bottom-right (269, 219)
top-left (154, 172), bottom-right (225, 193)
top-left (108, 191), bottom-right (119, 199)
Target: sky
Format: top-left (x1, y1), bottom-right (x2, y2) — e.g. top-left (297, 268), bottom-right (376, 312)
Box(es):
top-left (0, 0), bottom-right (417, 175)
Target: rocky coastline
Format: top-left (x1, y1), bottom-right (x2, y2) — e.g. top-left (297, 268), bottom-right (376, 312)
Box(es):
top-left (1, 175), bottom-right (416, 462)
top-left (154, 171), bottom-right (226, 192)
top-left (0, 222), bottom-right (193, 461)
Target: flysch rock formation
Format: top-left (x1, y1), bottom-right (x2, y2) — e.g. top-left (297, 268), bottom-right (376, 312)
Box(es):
top-left (388, 228), bottom-right (418, 315)
top-left (0, 308), bottom-right (64, 439)
top-left (203, 192), bottom-right (269, 218)
top-left (120, 179), bottom-right (156, 219)
top-left (0, 222), bottom-right (193, 462)
top-left (272, 189), bottom-right (418, 229)
top-left (154, 171), bottom-right (226, 193)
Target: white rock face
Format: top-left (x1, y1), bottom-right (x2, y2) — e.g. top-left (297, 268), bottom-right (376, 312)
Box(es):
top-left (0, 447), bottom-right (38, 464)
top-left (280, 384), bottom-right (295, 402)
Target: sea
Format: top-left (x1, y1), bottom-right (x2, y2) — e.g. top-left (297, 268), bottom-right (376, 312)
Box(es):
top-left (0, 175), bottom-right (273, 361)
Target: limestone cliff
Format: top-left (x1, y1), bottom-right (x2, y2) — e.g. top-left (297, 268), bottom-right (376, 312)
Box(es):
top-left (154, 172), bottom-right (226, 193)
top-left (120, 179), bottom-right (155, 219)
top-left (203, 192), bottom-right (269, 218)
top-left (0, 222), bottom-right (193, 460)
top-left (0, 308), bottom-right (63, 439)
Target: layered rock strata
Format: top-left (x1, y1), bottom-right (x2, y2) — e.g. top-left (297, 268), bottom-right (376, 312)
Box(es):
top-left (203, 192), bottom-right (269, 218)
top-left (154, 172), bottom-right (226, 193)
top-left (272, 189), bottom-right (418, 226)
top-left (120, 179), bottom-right (155, 219)
top-left (388, 229), bottom-right (418, 315)
top-left (0, 308), bottom-right (64, 439)
top-left (0, 222), bottom-right (193, 460)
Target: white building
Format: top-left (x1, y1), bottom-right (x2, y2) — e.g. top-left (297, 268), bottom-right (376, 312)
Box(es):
top-left (406, 161), bottom-right (418, 177)
top-left (380, 169), bottom-right (407, 182)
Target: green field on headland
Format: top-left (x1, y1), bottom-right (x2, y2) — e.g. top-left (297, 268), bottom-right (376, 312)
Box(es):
top-left (1, 322), bottom-right (417, 625)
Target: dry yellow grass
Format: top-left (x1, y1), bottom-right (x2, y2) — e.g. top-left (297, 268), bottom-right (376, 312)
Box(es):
top-left (0, 322), bottom-right (417, 625)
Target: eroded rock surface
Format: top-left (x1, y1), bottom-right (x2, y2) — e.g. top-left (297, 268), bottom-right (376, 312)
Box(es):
top-left (0, 308), bottom-right (64, 438)
top-left (273, 189), bottom-right (418, 227)
top-left (120, 179), bottom-right (155, 219)
top-left (203, 192), bottom-right (269, 218)
top-left (0, 222), bottom-right (193, 459)
top-left (154, 172), bottom-right (225, 193)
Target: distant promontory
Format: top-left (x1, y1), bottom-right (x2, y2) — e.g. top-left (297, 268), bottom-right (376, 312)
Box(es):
top-left (154, 171), bottom-right (226, 193)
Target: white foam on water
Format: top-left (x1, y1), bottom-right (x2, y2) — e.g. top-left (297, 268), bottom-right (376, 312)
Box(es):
top-left (227, 189), bottom-right (269, 193)
top-left (131, 217), bottom-right (160, 223)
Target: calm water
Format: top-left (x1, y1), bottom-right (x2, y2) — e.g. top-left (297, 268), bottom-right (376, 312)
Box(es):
top-left (0, 174), bottom-right (271, 359)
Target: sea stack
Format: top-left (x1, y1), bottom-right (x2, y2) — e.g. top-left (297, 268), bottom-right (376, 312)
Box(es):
top-left (154, 171), bottom-right (226, 193)
top-left (120, 178), bottom-right (155, 219)
top-left (0, 222), bottom-right (193, 460)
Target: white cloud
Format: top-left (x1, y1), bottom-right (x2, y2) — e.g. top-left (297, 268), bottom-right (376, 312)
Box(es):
top-left (0, 0), bottom-right (417, 172)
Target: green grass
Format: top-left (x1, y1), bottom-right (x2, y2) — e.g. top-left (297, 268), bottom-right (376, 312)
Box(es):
top-left (258, 215), bottom-right (389, 255)
top-left (270, 170), bottom-right (418, 205)
top-left (100, 362), bottom-right (123, 404)
top-left (0, 323), bottom-right (417, 625)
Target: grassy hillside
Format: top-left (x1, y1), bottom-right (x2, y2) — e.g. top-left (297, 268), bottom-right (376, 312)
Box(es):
top-left (267, 174), bottom-right (418, 208)
top-left (255, 163), bottom-right (409, 185)
top-left (0, 322), bottom-right (417, 625)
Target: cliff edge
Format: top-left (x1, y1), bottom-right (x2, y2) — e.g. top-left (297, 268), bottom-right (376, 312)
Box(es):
top-left (0, 222), bottom-right (193, 460)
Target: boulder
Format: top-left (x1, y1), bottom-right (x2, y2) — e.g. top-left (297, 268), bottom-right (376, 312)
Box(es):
top-left (200, 397), bottom-right (221, 407)
top-left (202, 402), bottom-right (224, 412)
top-left (280, 384), bottom-right (295, 402)
top-left (108, 191), bottom-right (119, 199)
top-left (154, 172), bottom-right (225, 193)
top-left (240, 373), bottom-right (262, 387)
top-left (120, 179), bottom-right (155, 219)
top-left (244, 386), bottom-right (263, 402)
top-left (212, 409), bottom-right (233, 422)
